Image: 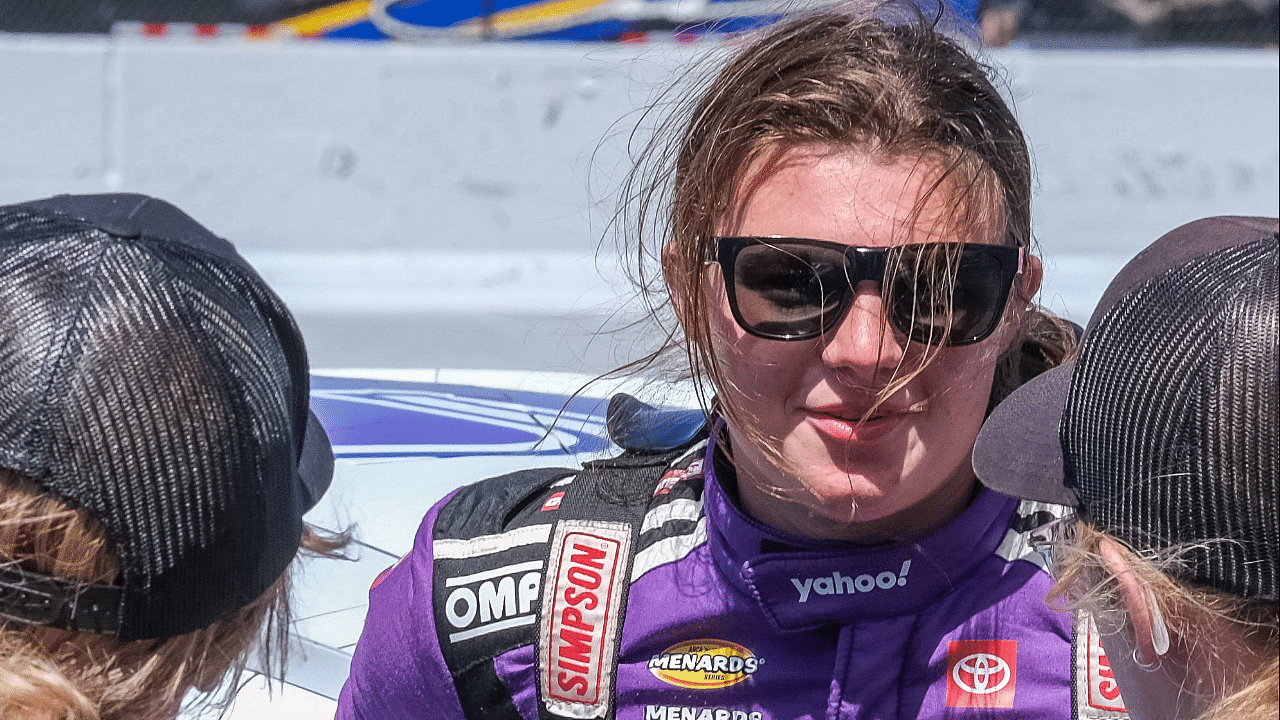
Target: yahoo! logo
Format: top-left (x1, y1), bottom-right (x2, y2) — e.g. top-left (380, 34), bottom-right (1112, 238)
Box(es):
top-left (791, 561), bottom-right (911, 603)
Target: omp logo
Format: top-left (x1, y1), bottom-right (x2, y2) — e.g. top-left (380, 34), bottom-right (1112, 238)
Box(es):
top-left (645, 707), bottom-right (763, 720)
top-left (443, 561), bottom-right (541, 643)
top-left (946, 640), bottom-right (1018, 709)
top-left (543, 526), bottom-right (627, 711)
top-left (648, 639), bottom-right (761, 689)
top-left (791, 560), bottom-right (911, 602)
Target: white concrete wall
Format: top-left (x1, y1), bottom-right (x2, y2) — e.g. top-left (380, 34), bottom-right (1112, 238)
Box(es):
top-left (2, 35), bottom-right (1276, 368)
top-left (1, 35), bottom-right (684, 253)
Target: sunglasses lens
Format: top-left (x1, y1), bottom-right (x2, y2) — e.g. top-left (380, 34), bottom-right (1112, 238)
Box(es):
top-left (731, 243), bottom-right (849, 339)
top-left (887, 245), bottom-right (1015, 346)
top-left (721, 238), bottom-right (1017, 345)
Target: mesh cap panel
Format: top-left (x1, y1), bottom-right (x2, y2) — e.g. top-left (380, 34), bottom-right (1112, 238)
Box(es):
top-left (1063, 237), bottom-right (1278, 599)
top-left (0, 200), bottom-right (313, 638)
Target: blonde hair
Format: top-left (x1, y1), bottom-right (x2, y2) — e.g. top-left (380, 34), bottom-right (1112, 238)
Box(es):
top-left (0, 468), bottom-right (344, 720)
top-left (1050, 522), bottom-right (1279, 720)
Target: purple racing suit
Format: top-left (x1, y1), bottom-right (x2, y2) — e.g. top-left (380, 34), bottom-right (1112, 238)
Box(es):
top-left (338, 423), bottom-right (1121, 719)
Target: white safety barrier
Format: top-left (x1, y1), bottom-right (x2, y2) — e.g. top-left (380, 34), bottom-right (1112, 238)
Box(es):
top-left (1, 36), bottom-right (1275, 367)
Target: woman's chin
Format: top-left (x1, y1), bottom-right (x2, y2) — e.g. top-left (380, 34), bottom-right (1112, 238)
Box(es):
top-left (806, 472), bottom-right (894, 510)
top-left (801, 486), bottom-right (901, 532)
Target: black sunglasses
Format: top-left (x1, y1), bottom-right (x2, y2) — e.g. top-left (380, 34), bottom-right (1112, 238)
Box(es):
top-left (715, 237), bottom-right (1024, 346)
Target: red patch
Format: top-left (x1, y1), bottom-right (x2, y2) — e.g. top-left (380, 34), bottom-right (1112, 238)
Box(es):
top-left (653, 474), bottom-right (681, 496)
top-left (1084, 617), bottom-right (1126, 712)
top-left (653, 459), bottom-right (703, 496)
top-left (370, 554), bottom-right (408, 590)
top-left (542, 491), bottom-right (565, 511)
top-left (946, 640), bottom-right (1017, 708)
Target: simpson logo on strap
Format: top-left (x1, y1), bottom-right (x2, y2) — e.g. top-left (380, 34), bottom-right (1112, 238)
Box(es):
top-left (539, 520), bottom-right (632, 718)
top-left (1073, 611), bottom-right (1129, 719)
top-left (533, 446), bottom-right (685, 720)
top-left (529, 395), bottom-right (707, 720)
top-left (433, 449), bottom-right (701, 720)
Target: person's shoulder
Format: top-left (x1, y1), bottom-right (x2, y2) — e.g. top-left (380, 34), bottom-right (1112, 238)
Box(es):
top-left (433, 465), bottom-right (579, 542)
top-left (433, 393), bottom-right (709, 542)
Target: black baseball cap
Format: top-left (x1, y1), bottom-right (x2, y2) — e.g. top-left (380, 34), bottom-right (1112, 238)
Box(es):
top-left (0, 194), bottom-right (334, 639)
top-left (974, 216), bottom-right (1278, 600)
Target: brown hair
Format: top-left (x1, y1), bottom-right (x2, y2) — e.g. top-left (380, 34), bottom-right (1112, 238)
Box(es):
top-left (1050, 522), bottom-right (1279, 720)
top-left (615, 3), bottom-right (1076, 444)
top-left (0, 468), bottom-right (346, 720)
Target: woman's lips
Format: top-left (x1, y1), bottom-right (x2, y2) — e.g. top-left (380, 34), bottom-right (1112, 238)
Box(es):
top-left (804, 407), bottom-right (911, 443)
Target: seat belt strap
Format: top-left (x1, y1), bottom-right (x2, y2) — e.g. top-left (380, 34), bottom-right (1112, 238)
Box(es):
top-left (535, 450), bottom-right (683, 720)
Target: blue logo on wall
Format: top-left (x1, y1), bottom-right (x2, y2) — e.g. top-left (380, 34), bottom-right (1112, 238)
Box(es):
top-left (310, 375), bottom-right (612, 459)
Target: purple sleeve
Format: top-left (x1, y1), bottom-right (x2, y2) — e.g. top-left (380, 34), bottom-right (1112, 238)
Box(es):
top-left (336, 494), bottom-right (466, 720)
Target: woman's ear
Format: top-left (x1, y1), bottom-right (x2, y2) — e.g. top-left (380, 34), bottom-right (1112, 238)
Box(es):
top-left (1099, 538), bottom-right (1170, 664)
top-left (663, 242), bottom-right (701, 332)
top-left (1019, 253), bottom-right (1043, 305)
top-left (661, 243), bottom-right (685, 326)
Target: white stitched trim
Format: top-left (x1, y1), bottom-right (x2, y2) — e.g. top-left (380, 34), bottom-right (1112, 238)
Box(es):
top-left (540, 520), bottom-right (631, 718)
top-left (674, 441), bottom-right (708, 466)
top-left (443, 560), bottom-right (545, 587)
top-left (631, 516), bottom-right (707, 580)
top-left (448, 614), bottom-right (537, 643)
top-left (640, 498), bottom-right (702, 534)
top-left (1074, 611), bottom-right (1131, 717)
top-left (435, 523), bottom-right (553, 559)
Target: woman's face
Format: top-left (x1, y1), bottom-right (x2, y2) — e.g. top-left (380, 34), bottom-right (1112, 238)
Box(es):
top-left (704, 146), bottom-right (1036, 541)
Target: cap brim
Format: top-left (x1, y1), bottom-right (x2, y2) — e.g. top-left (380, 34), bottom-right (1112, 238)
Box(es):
top-left (297, 410), bottom-right (335, 513)
top-left (973, 361), bottom-right (1080, 507)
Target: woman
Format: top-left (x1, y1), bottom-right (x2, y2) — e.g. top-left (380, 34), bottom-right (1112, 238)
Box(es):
top-left (338, 7), bottom-right (1080, 719)
top-left (0, 193), bottom-right (343, 719)
top-left (974, 215), bottom-right (1278, 720)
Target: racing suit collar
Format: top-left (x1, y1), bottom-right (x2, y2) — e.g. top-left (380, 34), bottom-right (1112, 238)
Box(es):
top-left (702, 426), bottom-right (1019, 631)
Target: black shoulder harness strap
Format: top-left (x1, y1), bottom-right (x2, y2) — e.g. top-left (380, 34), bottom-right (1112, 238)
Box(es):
top-left (434, 394), bottom-right (707, 720)
top-left (534, 446), bottom-right (684, 719)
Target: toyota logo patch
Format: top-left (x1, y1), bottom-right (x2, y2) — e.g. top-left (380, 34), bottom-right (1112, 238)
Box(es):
top-left (946, 640), bottom-right (1018, 708)
top-left (953, 652), bottom-right (1011, 694)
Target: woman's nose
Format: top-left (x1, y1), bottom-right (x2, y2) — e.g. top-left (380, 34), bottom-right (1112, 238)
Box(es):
top-left (819, 280), bottom-right (907, 374)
